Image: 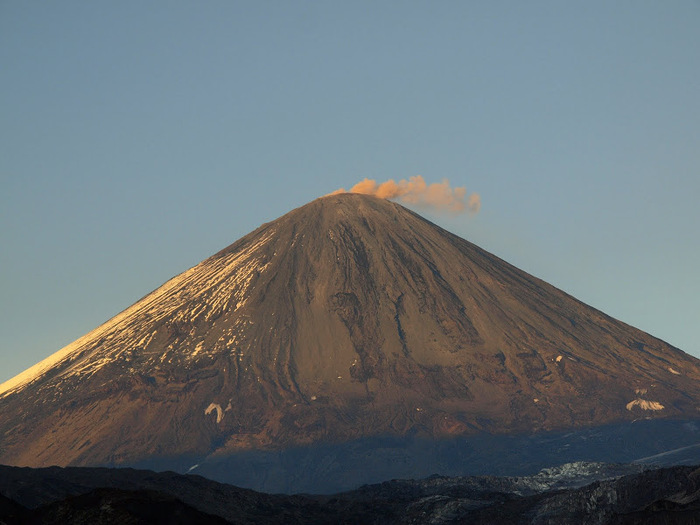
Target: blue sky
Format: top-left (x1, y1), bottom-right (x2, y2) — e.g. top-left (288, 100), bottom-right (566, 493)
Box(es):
top-left (1, 2), bottom-right (698, 383)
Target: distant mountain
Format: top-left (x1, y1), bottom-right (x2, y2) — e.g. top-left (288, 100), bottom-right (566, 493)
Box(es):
top-left (2, 463), bottom-right (700, 524)
top-left (1, 193), bottom-right (700, 491)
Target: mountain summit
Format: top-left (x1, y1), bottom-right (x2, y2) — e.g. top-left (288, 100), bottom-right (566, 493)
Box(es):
top-left (1, 193), bottom-right (699, 477)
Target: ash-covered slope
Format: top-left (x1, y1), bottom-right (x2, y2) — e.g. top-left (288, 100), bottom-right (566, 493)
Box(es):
top-left (1, 193), bottom-right (699, 471)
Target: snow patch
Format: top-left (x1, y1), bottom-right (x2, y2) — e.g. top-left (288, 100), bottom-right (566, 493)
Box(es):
top-left (192, 341), bottom-right (205, 357)
top-left (668, 367), bottom-right (681, 375)
top-left (205, 403), bottom-right (224, 423)
top-left (626, 399), bottom-right (664, 411)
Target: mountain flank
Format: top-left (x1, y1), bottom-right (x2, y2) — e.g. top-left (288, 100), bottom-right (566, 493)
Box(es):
top-left (1, 193), bottom-right (699, 487)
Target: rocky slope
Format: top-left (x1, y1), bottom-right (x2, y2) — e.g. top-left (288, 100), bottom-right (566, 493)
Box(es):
top-left (1, 193), bottom-right (699, 482)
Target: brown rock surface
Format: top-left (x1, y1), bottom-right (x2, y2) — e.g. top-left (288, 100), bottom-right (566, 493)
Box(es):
top-left (1, 193), bottom-right (699, 469)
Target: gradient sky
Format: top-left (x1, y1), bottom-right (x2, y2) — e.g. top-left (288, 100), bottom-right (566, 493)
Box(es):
top-left (1, 2), bottom-right (698, 384)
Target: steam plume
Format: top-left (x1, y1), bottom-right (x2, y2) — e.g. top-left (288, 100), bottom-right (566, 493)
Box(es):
top-left (331, 175), bottom-right (480, 214)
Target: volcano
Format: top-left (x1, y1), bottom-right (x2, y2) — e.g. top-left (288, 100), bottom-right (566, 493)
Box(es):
top-left (1, 193), bottom-right (699, 490)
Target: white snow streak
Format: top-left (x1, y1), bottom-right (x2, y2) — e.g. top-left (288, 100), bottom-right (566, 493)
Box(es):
top-left (0, 229), bottom-right (277, 399)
